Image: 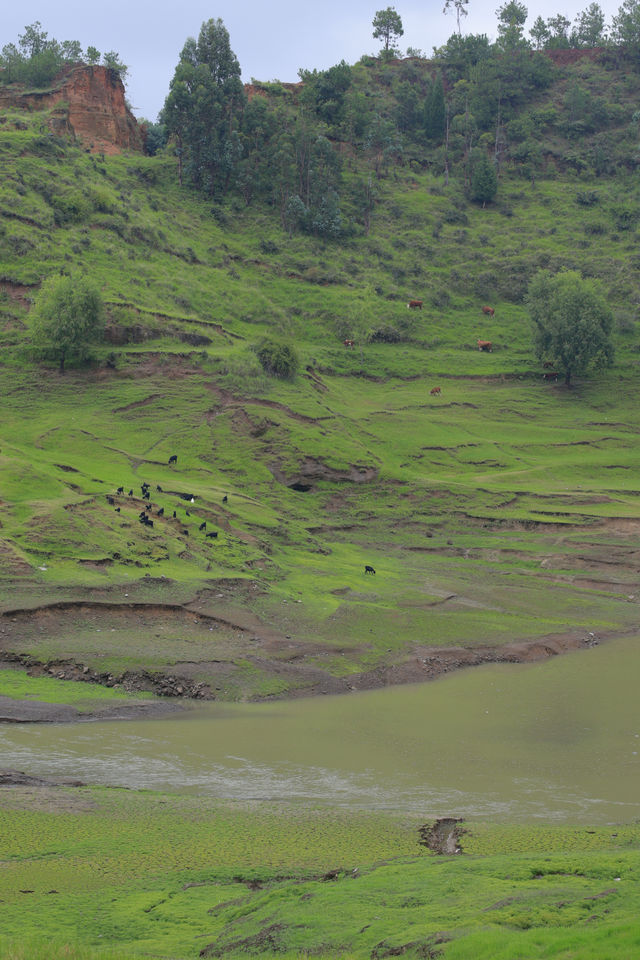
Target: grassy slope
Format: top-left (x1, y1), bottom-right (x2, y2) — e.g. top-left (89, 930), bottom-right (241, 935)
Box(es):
top-left (0, 786), bottom-right (638, 959)
top-left (1, 55), bottom-right (640, 960)
top-left (2, 82), bottom-right (640, 698)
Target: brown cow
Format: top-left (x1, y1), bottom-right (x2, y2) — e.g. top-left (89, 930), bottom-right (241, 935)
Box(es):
top-left (481, 306), bottom-right (495, 316)
top-left (430, 386), bottom-right (441, 396)
top-left (344, 339), bottom-right (355, 348)
top-left (477, 340), bottom-right (493, 352)
top-left (407, 300), bottom-right (423, 309)
top-left (543, 371), bottom-right (559, 381)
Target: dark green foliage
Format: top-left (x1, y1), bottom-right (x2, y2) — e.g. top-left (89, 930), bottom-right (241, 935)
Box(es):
top-left (527, 269), bottom-right (614, 385)
top-left (161, 18), bottom-right (246, 197)
top-left (424, 76), bottom-right (446, 142)
top-left (31, 274), bottom-right (105, 373)
top-left (298, 61), bottom-right (352, 126)
top-left (372, 7), bottom-right (404, 53)
top-left (611, 0), bottom-right (640, 52)
top-left (571, 2), bottom-right (607, 46)
top-left (140, 120), bottom-right (167, 157)
top-left (0, 22), bottom-right (126, 87)
top-left (470, 151), bottom-right (498, 204)
top-left (255, 337), bottom-right (299, 378)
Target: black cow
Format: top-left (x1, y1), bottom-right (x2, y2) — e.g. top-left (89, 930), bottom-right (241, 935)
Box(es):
top-left (157, 507), bottom-right (164, 517)
top-left (128, 489), bottom-right (133, 496)
top-left (169, 455), bottom-right (178, 465)
top-left (106, 495), bottom-right (115, 505)
top-left (199, 521), bottom-right (206, 531)
top-left (157, 485), bottom-right (163, 492)
top-left (173, 511), bottom-right (177, 519)
top-left (206, 531), bottom-right (218, 539)
top-left (182, 529), bottom-right (189, 536)
top-left (116, 486), bottom-right (124, 494)
top-left (114, 507), bottom-right (120, 513)
top-left (222, 495), bottom-right (228, 503)
top-left (364, 565), bottom-right (376, 574)
top-left (143, 491), bottom-right (150, 500)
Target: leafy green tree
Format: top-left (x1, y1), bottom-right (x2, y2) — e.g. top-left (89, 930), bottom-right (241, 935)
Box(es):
top-left (571, 3), bottom-right (607, 45)
top-left (470, 150), bottom-right (498, 204)
top-left (530, 15), bottom-right (550, 47)
top-left (372, 7), bottom-right (404, 54)
top-left (432, 33), bottom-right (492, 81)
top-left (298, 61), bottom-right (352, 125)
top-left (545, 14), bottom-right (572, 47)
top-left (18, 21), bottom-right (49, 57)
top-left (496, 0), bottom-right (530, 49)
top-left (611, 0), bottom-right (640, 53)
top-left (102, 50), bottom-right (128, 81)
top-left (443, 0), bottom-right (470, 35)
top-left (61, 40), bottom-right (83, 62)
top-left (86, 46), bottom-right (101, 65)
top-left (162, 19), bottom-right (246, 197)
top-left (425, 76), bottom-right (446, 141)
top-left (32, 275), bottom-right (105, 373)
top-left (527, 270), bottom-right (614, 386)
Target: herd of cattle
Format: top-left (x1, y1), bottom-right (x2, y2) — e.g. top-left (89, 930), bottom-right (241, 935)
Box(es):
top-left (342, 303), bottom-right (559, 383)
top-left (107, 455), bottom-right (226, 543)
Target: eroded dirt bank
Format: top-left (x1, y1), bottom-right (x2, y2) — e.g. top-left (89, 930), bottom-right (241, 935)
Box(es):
top-left (0, 616), bottom-right (611, 723)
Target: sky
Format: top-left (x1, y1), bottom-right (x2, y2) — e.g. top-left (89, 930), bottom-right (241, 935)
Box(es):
top-left (3, 0), bottom-right (627, 121)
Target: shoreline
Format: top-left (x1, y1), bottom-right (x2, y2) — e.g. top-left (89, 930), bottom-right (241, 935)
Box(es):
top-left (0, 627), bottom-right (614, 723)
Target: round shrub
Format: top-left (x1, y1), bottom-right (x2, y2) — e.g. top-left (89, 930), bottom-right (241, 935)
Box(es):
top-left (255, 338), bottom-right (299, 379)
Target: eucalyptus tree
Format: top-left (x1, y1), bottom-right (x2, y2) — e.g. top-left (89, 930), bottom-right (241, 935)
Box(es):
top-left (162, 18), bottom-right (246, 196)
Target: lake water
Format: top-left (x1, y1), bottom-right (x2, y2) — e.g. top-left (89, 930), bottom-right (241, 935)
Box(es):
top-left (2, 636), bottom-right (639, 823)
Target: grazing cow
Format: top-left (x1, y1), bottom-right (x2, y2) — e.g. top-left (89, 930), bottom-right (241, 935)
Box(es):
top-left (344, 339), bottom-right (355, 348)
top-left (157, 508), bottom-right (164, 517)
top-left (157, 485), bottom-right (163, 492)
top-left (128, 489), bottom-right (133, 497)
top-left (116, 486), bottom-right (124, 494)
top-left (106, 495), bottom-right (115, 505)
top-left (145, 519), bottom-right (154, 528)
top-left (481, 306), bottom-right (495, 316)
top-left (199, 521), bottom-right (207, 531)
top-left (169, 455), bottom-right (178, 465)
top-left (543, 371), bottom-right (559, 382)
top-left (430, 386), bottom-right (441, 396)
top-left (222, 495), bottom-right (228, 504)
top-left (186, 510), bottom-right (190, 517)
top-left (173, 511), bottom-right (177, 519)
top-left (139, 511), bottom-right (147, 519)
top-left (115, 507), bottom-right (120, 513)
top-left (182, 529), bottom-right (189, 536)
top-left (206, 531), bottom-right (218, 539)
top-left (477, 340), bottom-right (493, 352)
top-left (364, 564), bottom-right (376, 574)
top-left (143, 490), bottom-right (150, 500)
top-left (145, 504), bottom-right (152, 512)
top-left (407, 299), bottom-right (423, 309)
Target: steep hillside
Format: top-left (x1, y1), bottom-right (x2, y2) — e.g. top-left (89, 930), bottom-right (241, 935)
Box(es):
top-left (1, 54), bottom-right (640, 700)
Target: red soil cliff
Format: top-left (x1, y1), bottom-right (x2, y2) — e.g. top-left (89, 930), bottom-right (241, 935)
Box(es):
top-left (0, 65), bottom-right (143, 155)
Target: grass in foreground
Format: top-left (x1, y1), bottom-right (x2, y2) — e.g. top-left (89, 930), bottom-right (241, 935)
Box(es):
top-left (0, 785), bottom-right (638, 959)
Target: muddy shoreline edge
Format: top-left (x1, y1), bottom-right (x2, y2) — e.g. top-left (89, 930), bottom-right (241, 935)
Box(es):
top-left (0, 628), bottom-right (611, 723)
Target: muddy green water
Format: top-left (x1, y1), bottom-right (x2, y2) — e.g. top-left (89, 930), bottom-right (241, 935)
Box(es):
top-left (2, 637), bottom-right (639, 823)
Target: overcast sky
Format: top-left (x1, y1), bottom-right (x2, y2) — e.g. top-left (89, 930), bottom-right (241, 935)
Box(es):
top-left (3, 0), bottom-right (627, 120)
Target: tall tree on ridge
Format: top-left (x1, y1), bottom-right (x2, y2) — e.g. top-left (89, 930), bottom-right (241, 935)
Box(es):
top-left (162, 18), bottom-right (246, 197)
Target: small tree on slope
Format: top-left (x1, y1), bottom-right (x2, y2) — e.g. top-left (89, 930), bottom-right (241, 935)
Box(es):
top-left (32, 275), bottom-right (105, 373)
top-left (527, 270), bottom-right (614, 387)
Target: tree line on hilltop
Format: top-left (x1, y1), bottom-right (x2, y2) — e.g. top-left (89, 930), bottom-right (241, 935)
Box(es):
top-left (0, 21), bottom-right (127, 87)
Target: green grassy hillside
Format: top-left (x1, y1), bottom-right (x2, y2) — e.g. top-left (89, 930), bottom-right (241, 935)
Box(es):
top-left (1, 55), bottom-right (640, 699)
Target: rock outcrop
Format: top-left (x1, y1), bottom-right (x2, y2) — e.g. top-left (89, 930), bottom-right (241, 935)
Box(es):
top-left (0, 65), bottom-right (143, 155)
